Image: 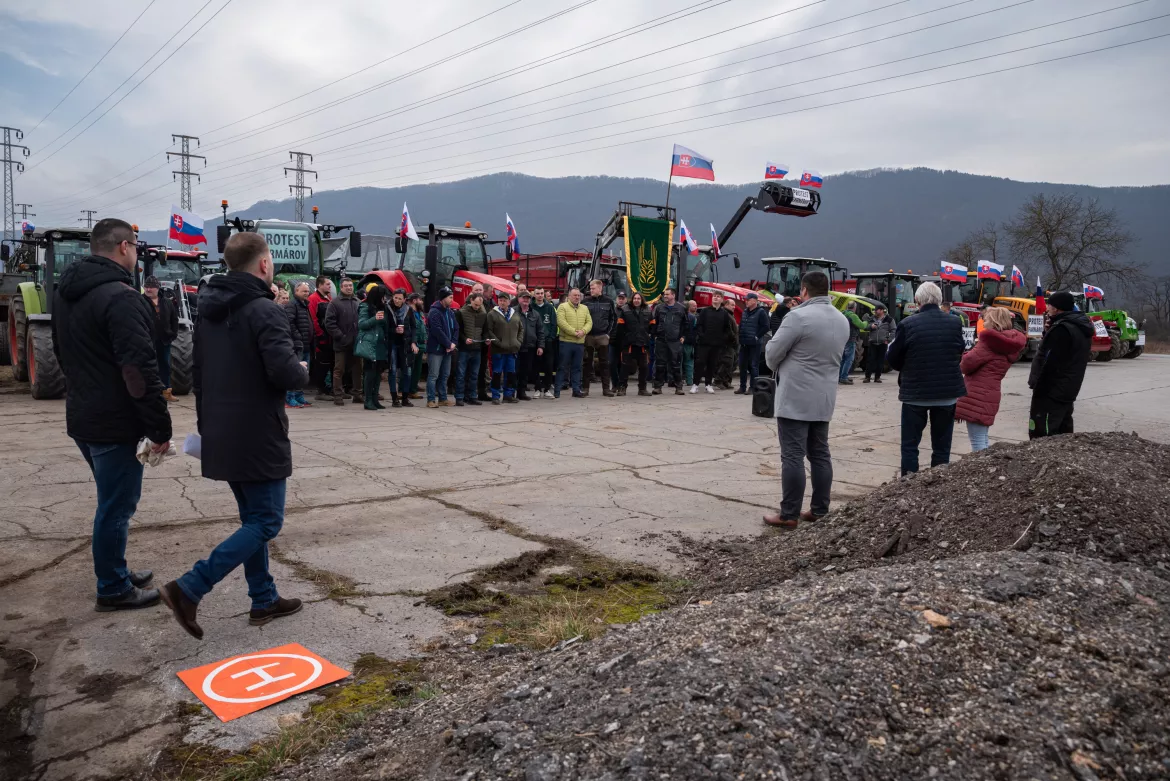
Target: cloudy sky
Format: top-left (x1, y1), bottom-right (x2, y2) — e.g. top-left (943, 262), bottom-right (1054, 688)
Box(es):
top-left (3, 0), bottom-right (1168, 230)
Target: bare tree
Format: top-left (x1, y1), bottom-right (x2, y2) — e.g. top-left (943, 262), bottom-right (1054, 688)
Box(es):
top-left (1005, 193), bottom-right (1139, 290)
top-left (969, 221), bottom-right (1002, 267)
top-left (1134, 275), bottom-right (1170, 334)
top-left (940, 237), bottom-right (976, 268)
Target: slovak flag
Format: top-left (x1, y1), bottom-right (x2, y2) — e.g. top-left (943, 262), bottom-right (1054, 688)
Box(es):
top-left (20, 221), bottom-right (34, 234)
top-left (800, 169), bottom-right (823, 189)
top-left (977, 260), bottom-right (1004, 280)
top-left (764, 161), bottom-right (789, 180)
top-left (709, 223), bottom-right (721, 260)
top-left (679, 221), bottom-right (698, 256)
top-left (399, 202), bottom-right (418, 241)
top-left (168, 205), bottom-right (207, 246)
top-left (505, 213), bottom-right (519, 254)
top-left (1083, 282), bottom-right (1105, 300)
top-left (940, 261), bottom-right (967, 283)
top-left (1011, 265), bottom-right (1024, 288)
top-left (670, 144), bottom-right (715, 181)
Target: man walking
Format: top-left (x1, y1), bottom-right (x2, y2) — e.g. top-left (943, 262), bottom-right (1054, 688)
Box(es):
top-left (159, 232), bottom-right (309, 638)
top-left (142, 275), bottom-right (179, 402)
top-left (1028, 290), bottom-right (1093, 438)
top-left (426, 286), bottom-right (459, 407)
top-left (386, 288), bottom-right (417, 407)
top-left (486, 291), bottom-right (524, 403)
top-left (532, 287), bottom-right (558, 398)
top-left (886, 282), bottom-right (967, 475)
top-left (454, 292), bottom-right (488, 406)
top-left (652, 287), bottom-right (686, 395)
top-left (863, 304), bottom-right (894, 383)
top-left (54, 218), bottom-right (171, 611)
top-left (762, 271), bottom-right (850, 529)
top-left (308, 275), bottom-right (333, 401)
top-left (516, 291), bottom-right (544, 400)
top-left (555, 287), bottom-right (591, 398)
top-left (325, 277), bottom-right (361, 405)
top-left (693, 292), bottom-right (734, 394)
top-left (582, 279), bottom-right (616, 397)
top-left (736, 292), bottom-right (770, 395)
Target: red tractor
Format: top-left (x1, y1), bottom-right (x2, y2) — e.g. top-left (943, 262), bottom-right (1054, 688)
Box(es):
top-left (488, 250), bottom-right (623, 301)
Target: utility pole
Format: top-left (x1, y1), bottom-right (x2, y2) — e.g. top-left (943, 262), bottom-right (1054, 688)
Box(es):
top-left (284, 151), bottom-right (316, 222)
top-left (79, 210), bottom-right (97, 229)
top-left (167, 134), bottom-right (206, 211)
top-left (1, 126), bottom-right (30, 244)
top-left (15, 203), bottom-right (35, 229)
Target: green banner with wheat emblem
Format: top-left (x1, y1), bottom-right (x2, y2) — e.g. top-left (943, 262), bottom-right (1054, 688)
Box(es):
top-left (623, 215), bottom-right (673, 303)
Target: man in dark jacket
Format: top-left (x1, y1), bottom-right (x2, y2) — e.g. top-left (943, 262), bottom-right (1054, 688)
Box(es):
top-left (53, 218), bottom-right (171, 611)
top-left (308, 275), bottom-right (333, 400)
top-left (532, 287), bottom-right (558, 397)
top-left (426, 287), bottom-right (459, 407)
top-left (386, 287), bottom-right (416, 408)
top-left (736, 292), bottom-right (770, 395)
top-left (159, 232), bottom-right (308, 639)
top-left (285, 281), bottom-right (313, 407)
top-left (652, 287), bottom-right (686, 395)
top-left (142, 275), bottom-right (179, 401)
top-left (486, 291), bottom-right (525, 403)
top-left (515, 291), bottom-right (544, 400)
top-left (886, 282), bottom-right (967, 476)
top-left (717, 298), bottom-right (739, 389)
top-left (1028, 291), bottom-right (1093, 438)
top-left (455, 293), bottom-right (488, 406)
top-left (582, 279), bottom-right (616, 397)
top-left (694, 292), bottom-right (734, 393)
top-left (324, 277), bottom-right (361, 405)
top-left (863, 304), bottom-right (895, 384)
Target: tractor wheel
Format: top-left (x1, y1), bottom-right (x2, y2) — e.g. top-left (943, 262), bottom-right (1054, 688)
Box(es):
top-left (170, 326), bottom-right (194, 395)
top-left (27, 322), bottom-right (66, 400)
top-left (1108, 329), bottom-right (1126, 361)
top-left (9, 297), bottom-right (29, 381)
top-left (1122, 344), bottom-right (1143, 359)
top-left (1095, 346), bottom-right (1113, 362)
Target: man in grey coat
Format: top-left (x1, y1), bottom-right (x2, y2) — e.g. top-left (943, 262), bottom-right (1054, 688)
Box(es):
top-left (762, 271), bottom-right (850, 529)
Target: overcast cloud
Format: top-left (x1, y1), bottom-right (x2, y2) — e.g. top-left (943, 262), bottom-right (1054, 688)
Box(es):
top-left (3, 0), bottom-right (1168, 230)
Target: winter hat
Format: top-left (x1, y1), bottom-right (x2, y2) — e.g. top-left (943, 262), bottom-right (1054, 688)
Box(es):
top-left (1048, 291), bottom-right (1076, 312)
top-left (143, 275), bottom-right (161, 289)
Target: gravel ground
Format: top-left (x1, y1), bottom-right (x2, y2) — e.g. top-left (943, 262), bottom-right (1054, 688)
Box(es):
top-left (257, 433), bottom-right (1170, 781)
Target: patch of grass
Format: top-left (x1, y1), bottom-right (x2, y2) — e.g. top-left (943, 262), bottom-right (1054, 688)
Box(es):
top-left (158, 655), bottom-right (429, 781)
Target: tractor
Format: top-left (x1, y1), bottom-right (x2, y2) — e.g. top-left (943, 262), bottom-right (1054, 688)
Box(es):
top-left (849, 271), bottom-right (924, 322)
top-left (935, 271), bottom-right (1040, 359)
top-left (1066, 290), bottom-right (1143, 361)
top-left (489, 250), bottom-right (620, 302)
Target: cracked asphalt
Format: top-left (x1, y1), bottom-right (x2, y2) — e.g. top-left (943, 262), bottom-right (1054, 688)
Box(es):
top-left (2, 356), bottom-right (1168, 780)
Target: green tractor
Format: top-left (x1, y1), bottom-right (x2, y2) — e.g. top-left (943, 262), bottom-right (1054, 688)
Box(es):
top-left (1071, 291), bottom-right (1144, 361)
top-left (214, 208), bottom-right (362, 292)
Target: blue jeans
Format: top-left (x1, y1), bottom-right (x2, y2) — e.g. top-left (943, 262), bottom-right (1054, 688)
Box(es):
top-left (556, 342), bottom-right (584, 396)
top-left (840, 340), bottom-right (856, 382)
top-left (286, 350), bottom-right (309, 406)
top-left (427, 352), bottom-right (451, 402)
top-left (388, 343), bottom-right (411, 397)
top-left (491, 353), bottom-right (517, 399)
top-left (75, 440), bottom-right (143, 598)
top-left (967, 422), bottom-right (990, 451)
top-left (454, 350), bottom-right (481, 401)
top-left (157, 343), bottom-right (172, 389)
top-left (901, 403), bottom-right (956, 475)
top-left (177, 479), bottom-right (285, 611)
top-left (738, 344), bottom-right (761, 391)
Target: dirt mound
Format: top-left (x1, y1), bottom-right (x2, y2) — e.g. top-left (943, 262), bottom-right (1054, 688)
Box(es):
top-left (276, 552), bottom-right (1170, 781)
top-left (684, 432), bottom-right (1170, 596)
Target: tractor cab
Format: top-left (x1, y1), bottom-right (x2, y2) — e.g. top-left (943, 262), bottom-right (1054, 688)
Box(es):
top-left (215, 209), bottom-right (362, 291)
top-left (760, 257), bottom-right (847, 299)
top-left (566, 258), bottom-right (629, 302)
top-left (851, 271), bottom-right (920, 321)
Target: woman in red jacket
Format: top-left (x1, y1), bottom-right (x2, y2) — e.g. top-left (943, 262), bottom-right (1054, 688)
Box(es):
top-left (955, 307), bottom-right (1027, 451)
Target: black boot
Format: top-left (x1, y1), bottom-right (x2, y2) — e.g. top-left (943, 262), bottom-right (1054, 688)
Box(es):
top-left (95, 586), bottom-right (160, 612)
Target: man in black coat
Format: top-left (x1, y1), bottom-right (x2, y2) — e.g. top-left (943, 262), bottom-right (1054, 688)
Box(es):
top-left (693, 291), bottom-right (734, 393)
top-left (285, 281), bottom-right (313, 407)
top-left (53, 218), bottom-right (171, 611)
top-left (143, 275), bottom-right (179, 401)
top-left (582, 279), bottom-right (616, 397)
top-left (160, 232), bottom-right (309, 639)
top-left (652, 287), bottom-right (686, 395)
top-left (1028, 291), bottom-right (1093, 438)
top-left (325, 277), bottom-right (362, 405)
top-left (887, 281), bottom-right (967, 476)
top-left (736, 292), bottom-right (771, 395)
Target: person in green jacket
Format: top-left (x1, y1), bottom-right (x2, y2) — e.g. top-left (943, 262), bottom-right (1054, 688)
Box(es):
top-left (409, 293), bottom-right (427, 397)
top-left (840, 302), bottom-right (872, 385)
top-left (485, 291), bottom-right (525, 403)
top-left (356, 285), bottom-right (389, 410)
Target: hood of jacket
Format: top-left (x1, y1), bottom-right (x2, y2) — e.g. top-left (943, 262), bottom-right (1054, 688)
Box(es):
top-left (199, 272), bottom-right (273, 322)
top-left (57, 255), bottom-right (134, 302)
top-left (979, 326), bottom-right (1027, 355)
top-left (1051, 310), bottom-right (1094, 337)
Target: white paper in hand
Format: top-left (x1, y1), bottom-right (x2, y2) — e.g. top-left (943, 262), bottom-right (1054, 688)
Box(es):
top-left (183, 433), bottom-right (202, 460)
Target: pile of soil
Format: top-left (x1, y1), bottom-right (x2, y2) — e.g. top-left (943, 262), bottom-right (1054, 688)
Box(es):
top-left (277, 552), bottom-right (1170, 781)
top-left (684, 432), bottom-right (1170, 596)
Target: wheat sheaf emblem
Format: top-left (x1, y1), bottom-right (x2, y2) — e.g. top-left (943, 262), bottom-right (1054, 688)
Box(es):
top-left (637, 240), bottom-right (658, 290)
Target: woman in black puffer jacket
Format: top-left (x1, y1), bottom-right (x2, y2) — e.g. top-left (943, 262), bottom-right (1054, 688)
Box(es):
top-left (285, 282), bottom-right (314, 407)
top-left (616, 292), bottom-right (653, 396)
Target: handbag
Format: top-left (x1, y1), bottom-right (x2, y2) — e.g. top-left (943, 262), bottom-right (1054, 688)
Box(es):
top-left (751, 372), bottom-right (776, 418)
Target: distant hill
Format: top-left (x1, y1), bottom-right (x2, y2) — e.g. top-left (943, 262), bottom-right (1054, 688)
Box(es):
top-left (143, 169), bottom-right (1170, 282)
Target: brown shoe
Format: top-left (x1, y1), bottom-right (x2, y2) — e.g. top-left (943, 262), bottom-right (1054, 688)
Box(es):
top-left (163, 388), bottom-right (177, 402)
top-left (763, 513), bottom-right (799, 529)
top-left (441, 399), bottom-right (456, 407)
top-left (675, 387), bottom-right (685, 395)
top-left (409, 392), bottom-right (422, 399)
top-left (159, 581), bottom-right (203, 639)
top-left (800, 510), bottom-right (825, 523)
top-left (249, 597), bottom-right (303, 626)
top-left (426, 400), bottom-right (439, 408)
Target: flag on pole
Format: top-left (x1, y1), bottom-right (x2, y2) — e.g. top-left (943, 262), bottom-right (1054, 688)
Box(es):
top-left (20, 221), bottom-right (34, 234)
top-left (168, 205), bottom-right (207, 246)
top-left (1034, 275), bottom-right (1046, 315)
top-left (764, 161), bottom-right (789, 180)
top-left (399, 202), bottom-right (418, 241)
top-left (679, 221), bottom-right (699, 255)
top-left (976, 260), bottom-right (1004, 280)
top-left (670, 144), bottom-right (715, 181)
top-left (940, 261), bottom-right (967, 283)
top-left (1011, 265), bottom-right (1024, 288)
top-left (709, 223), bottom-right (721, 260)
top-left (505, 213), bottom-right (519, 254)
top-left (1083, 282), bottom-right (1105, 300)
top-left (799, 169), bottom-right (823, 188)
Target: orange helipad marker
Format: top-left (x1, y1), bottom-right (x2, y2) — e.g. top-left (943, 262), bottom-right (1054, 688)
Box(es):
top-left (177, 643), bottom-right (350, 722)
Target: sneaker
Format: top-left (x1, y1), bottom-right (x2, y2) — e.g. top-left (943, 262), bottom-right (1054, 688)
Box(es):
top-left (705, 385), bottom-right (715, 394)
top-left (545, 390), bottom-right (556, 398)
top-left (492, 398), bottom-right (501, 405)
top-left (690, 385), bottom-right (699, 394)
top-left (300, 401), bottom-right (313, 408)
top-left (505, 397), bottom-right (519, 404)
top-left (426, 400), bottom-right (439, 408)
top-left (651, 387), bottom-right (661, 395)
top-left (249, 597), bottom-right (304, 627)
top-left (442, 399), bottom-right (456, 407)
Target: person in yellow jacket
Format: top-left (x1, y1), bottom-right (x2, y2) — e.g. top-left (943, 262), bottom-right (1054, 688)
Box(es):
top-left (555, 287), bottom-right (592, 398)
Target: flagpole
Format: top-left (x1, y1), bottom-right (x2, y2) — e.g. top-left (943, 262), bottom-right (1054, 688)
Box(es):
top-left (665, 170), bottom-right (674, 209)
